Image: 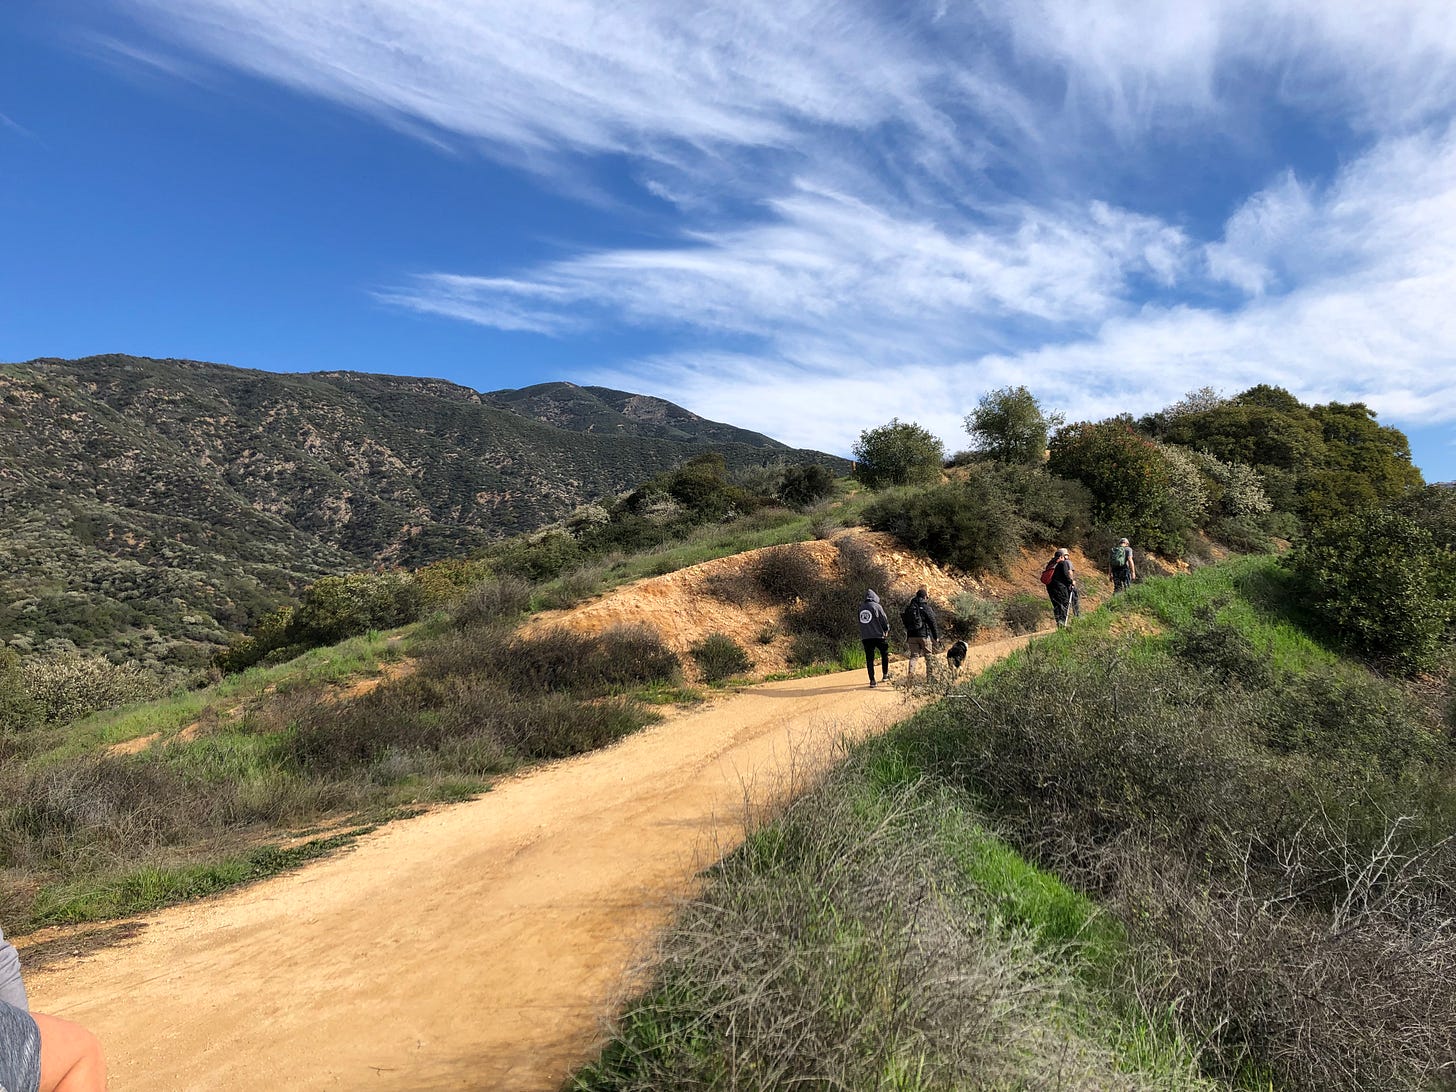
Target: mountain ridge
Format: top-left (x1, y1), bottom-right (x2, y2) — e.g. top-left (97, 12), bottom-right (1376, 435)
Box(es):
top-left (0, 354), bottom-right (841, 668)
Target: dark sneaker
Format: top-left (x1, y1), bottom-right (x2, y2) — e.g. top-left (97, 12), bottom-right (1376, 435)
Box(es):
top-left (869, 680), bottom-right (878, 688)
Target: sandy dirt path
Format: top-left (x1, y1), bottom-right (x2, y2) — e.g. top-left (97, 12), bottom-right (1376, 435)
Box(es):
top-left (26, 635), bottom-right (1029, 1091)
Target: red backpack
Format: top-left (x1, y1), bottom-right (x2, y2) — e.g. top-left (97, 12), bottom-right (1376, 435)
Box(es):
top-left (1040, 559), bottom-right (1058, 585)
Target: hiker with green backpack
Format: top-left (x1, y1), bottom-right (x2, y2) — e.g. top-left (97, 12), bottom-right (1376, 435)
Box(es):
top-left (1110, 537), bottom-right (1137, 593)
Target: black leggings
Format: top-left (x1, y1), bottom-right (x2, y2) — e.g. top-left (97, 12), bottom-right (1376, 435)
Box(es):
top-left (862, 637), bottom-right (889, 681)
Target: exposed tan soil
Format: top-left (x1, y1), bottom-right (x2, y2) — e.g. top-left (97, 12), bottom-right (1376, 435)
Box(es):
top-left (326, 657), bottom-right (416, 702)
top-left (25, 638), bottom-right (1032, 1092)
top-left (104, 660), bottom-right (416, 758)
top-left (525, 529), bottom-right (1104, 679)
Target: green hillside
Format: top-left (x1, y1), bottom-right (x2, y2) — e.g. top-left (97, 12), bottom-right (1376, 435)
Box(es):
top-left (0, 354), bottom-right (839, 667)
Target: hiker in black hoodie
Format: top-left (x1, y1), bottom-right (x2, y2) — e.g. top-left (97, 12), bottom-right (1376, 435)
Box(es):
top-left (857, 589), bottom-right (891, 687)
top-left (901, 587), bottom-right (939, 680)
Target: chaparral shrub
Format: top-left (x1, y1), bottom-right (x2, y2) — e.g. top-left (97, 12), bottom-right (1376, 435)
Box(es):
top-left (863, 479), bottom-right (1019, 574)
top-left (690, 633), bottom-right (753, 683)
top-left (1285, 509), bottom-right (1456, 675)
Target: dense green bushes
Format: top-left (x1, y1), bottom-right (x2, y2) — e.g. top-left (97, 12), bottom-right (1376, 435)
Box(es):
top-left (1285, 508), bottom-right (1456, 675)
top-left (851, 418), bottom-right (944, 489)
top-left (1152, 387), bottom-right (1422, 525)
top-left (775, 463), bottom-right (836, 508)
top-left (962, 385), bottom-right (1064, 464)
top-left (217, 571), bottom-right (424, 672)
top-left (690, 633), bottom-right (752, 682)
top-left (863, 464), bottom-right (1093, 575)
top-left (863, 478), bottom-right (1019, 573)
top-left (1048, 421), bottom-right (1192, 554)
top-left (966, 461), bottom-right (1094, 546)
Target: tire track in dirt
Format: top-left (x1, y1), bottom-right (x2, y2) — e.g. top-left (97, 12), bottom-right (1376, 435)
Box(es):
top-left (25, 635), bottom-right (1030, 1091)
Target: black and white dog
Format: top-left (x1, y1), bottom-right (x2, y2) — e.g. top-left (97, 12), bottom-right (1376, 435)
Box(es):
top-left (945, 639), bottom-right (969, 672)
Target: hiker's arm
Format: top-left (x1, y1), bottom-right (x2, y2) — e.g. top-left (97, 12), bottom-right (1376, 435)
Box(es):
top-left (0, 929), bottom-right (26, 1010)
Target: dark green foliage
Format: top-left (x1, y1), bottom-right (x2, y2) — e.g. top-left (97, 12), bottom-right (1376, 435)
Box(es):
top-left (217, 571), bottom-right (424, 672)
top-left (746, 545), bottom-right (822, 602)
top-left (1285, 509), bottom-right (1456, 675)
top-left (775, 463), bottom-right (836, 508)
top-left (291, 572), bottom-right (423, 646)
top-left (1167, 605), bottom-right (1274, 688)
top-left (1393, 483), bottom-right (1456, 550)
top-left (690, 634), bottom-right (752, 682)
top-left (0, 651), bottom-right (39, 735)
top-left (664, 453), bottom-right (762, 521)
top-left (862, 479), bottom-right (1019, 573)
top-left (964, 462), bottom-right (1094, 547)
top-left (497, 626), bottom-right (681, 697)
top-left (1002, 595), bottom-right (1049, 635)
top-left (1048, 421), bottom-right (1190, 554)
top-left (576, 513), bottom-right (674, 555)
top-left (486, 530), bottom-right (584, 583)
top-left (963, 385), bottom-right (1064, 464)
top-left (851, 418), bottom-right (944, 489)
top-left (1155, 387), bottom-right (1422, 525)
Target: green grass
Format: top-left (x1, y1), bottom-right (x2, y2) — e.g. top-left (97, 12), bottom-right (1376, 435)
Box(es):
top-left (39, 627), bottom-right (413, 763)
top-left (580, 737), bottom-right (1213, 1090)
top-left (853, 743), bottom-right (1202, 1079)
top-left (28, 827), bottom-right (373, 927)
top-left (1110, 555), bottom-right (1338, 674)
top-left (601, 511), bottom-right (813, 586)
top-left (631, 681), bottom-right (707, 705)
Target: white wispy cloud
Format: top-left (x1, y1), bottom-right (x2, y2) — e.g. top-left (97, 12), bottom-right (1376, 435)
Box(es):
top-left (110, 0), bottom-right (958, 161)
top-left (382, 182), bottom-right (1191, 357)
top-left (980, 0), bottom-right (1456, 136)
top-left (587, 126), bottom-right (1456, 452)
top-left (104, 0), bottom-right (1456, 460)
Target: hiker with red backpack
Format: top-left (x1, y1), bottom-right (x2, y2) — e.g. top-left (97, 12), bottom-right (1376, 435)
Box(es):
top-left (1041, 548), bottom-right (1078, 628)
top-left (1110, 537), bottom-right (1137, 593)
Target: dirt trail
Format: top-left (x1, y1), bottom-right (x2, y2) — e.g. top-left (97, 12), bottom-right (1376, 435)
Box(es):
top-left (26, 635), bottom-right (1030, 1091)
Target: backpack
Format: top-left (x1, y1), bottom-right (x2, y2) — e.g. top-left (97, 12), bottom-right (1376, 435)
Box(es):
top-left (1040, 559), bottom-right (1058, 585)
top-left (901, 599), bottom-right (927, 633)
top-left (1110, 545), bottom-right (1130, 568)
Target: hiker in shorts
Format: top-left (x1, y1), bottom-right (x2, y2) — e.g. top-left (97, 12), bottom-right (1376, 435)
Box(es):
top-left (857, 589), bottom-right (891, 688)
top-left (900, 587), bottom-right (939, 680)
top-left (1110, 537), bottom-right (1136, 593)
top-left (1045, 548), bottom-right (1078, 628)
top-left (0, 924), bottom-right (107, 1092)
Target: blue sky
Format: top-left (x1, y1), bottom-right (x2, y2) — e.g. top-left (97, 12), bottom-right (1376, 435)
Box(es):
top-left (2, 1), bottom-right (1454, 480)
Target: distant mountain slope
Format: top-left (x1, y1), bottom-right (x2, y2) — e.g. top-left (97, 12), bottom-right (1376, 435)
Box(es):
top-left (0, 354), bottom-right (839, 667)
top-left (484, 381), bottom-right (786, 448)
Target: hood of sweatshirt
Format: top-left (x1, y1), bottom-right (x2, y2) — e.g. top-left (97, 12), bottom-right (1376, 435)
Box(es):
top-left (864, 590), bottom-right (880, 604)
